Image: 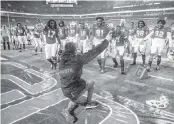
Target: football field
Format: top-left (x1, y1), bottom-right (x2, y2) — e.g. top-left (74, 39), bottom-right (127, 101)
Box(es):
top-left (1, 46), bottom-right (174, 124)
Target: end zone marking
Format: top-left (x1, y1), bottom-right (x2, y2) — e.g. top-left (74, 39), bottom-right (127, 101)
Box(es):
top-left (157, 87), bottom-right (174, 95)
top-left (94, 94), bottom-right (140, 124)
top-left (1, 62), bottom-right (57, 95)
top-left (1, 89), bottom-right (26, 105)
top-left (125, 80), bottom-right (147, 87)
top-left (1, 89), bottom-right (67, 124)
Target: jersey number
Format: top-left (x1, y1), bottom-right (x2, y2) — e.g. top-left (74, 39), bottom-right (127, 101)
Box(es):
top-left (96, 30), bottom-right (104, 37)
top-left (70, 29), bottom-right (75, 34)
top-left (137, 30), bottom-right (144, 37)
top-left (155, 31), bottom-right (164, 38)
top-left (18, 29), bottom-right (23, 33)
top-left (48, 30), bottom-right (55, 38)
top-left (80, 31), bottom-right (86, 36)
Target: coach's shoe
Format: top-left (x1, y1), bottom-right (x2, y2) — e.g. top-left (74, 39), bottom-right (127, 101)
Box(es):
top-left (61, 108), bottom-right (78, 123)
top-left (85, 101), bottom-right (99, 109)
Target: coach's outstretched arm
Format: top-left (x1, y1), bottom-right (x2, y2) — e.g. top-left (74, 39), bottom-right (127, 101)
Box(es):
top-left (79, 31), bottom-right (112, 65)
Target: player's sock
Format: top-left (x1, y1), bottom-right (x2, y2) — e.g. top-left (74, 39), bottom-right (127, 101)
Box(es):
top-left (148, 60), bottom-right (152, 68)
top-left (120, 59), bottom-right (125, 74)
top-left (131, 53), bottom-right (137, 65)
top-left (52, 57), bottom-right (57, 70)
top-left (3, 42), bottom-right (6, 50)
top-left (147, 56), bottom-right (153, 71)
top-left (7, 42), bottom-right (10, 50)
top-left (157, 55), bottom-right (161, 66)
top-left (142, 54), bottom-right (146, 65)
top-left (101, 58), bottom-right (106, 73)
top-left (34, 47), bottom-right (37, 54)
top-left (23, 44), bottom-right (25, 50)
top-left (47, 58), bottom-right (54, 68)
top-left (97, 58), bottom-right (102, 70)
top-left (112, 58), bottom-right (118, 68)
top-left (19, 44), bottom-right (22, 52)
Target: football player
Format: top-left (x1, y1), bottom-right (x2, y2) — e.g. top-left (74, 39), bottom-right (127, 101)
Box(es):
top-left (167, 28), bottom-right (174, 60)
top-left (131, 20), bottom-right (149, 67)
top-left (24, 25), bottom-right (31, 45)
top-left (67, 22), bottom-right (78, 46)
top-left (143, 19), bottom-right (172, 71)
top-left (16, 23), bottom-right (27, 52)
top-left (111, 25), bottom-right (127, 74)
top-left (77, 22), bottom-right (90, 54)
top-left (58, 20), bottom-right (68, 50)
top-left (91, 17), bottom-right (109, 73)
top-left (1, 25), bottom-right (10, 50)
top-left (44, 19), bottom-right (61, 70)
top-left (128, 22), bottom-right (136, 57)
top-left (33, 19), bottom-right (45, 55)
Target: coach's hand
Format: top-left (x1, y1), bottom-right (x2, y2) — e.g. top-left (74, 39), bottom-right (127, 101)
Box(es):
top-left (106, 31), bottom-right (113, 42)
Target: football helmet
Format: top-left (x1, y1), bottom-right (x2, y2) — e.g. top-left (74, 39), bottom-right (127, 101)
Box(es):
top-left (167, 49), bottom-right (174, 60)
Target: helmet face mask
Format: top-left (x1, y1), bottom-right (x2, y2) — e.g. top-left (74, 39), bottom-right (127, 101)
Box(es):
top-left (70, 22), bottom-right (76, 28)
top-left (97, 19), bottom-right (103, 27)
top-left (50, 20), bottom-right (56, 29)
top-left (116, 26), bottom-right (121, 33)
top-left (157, 20), bottom-right (165, 29)
top-left (17, 23), bottom-right (21, 27)
top-left (138, 21), bottom-right (145, 28)
top-left (59, 20), bottom-right (64, 27)
top-left (59, 23), bottom-right (64, 27)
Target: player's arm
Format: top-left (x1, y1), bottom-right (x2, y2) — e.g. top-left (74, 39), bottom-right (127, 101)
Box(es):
top-left (23, 27), bottom-right (27, 36)
top-left (89, 27), bottom-right (95, 46)
top-left (56, 29), bottom-right (61, 45)
top-left (143, 30), bottom-right (154, 41)
top-left (167, 29), bottom-right (172, 48)
top-left (79, 32), bottom-right (112, 65)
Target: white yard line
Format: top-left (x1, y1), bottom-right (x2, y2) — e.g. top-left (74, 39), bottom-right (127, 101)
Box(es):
top-left (149, 74), bottom-right (174, 82)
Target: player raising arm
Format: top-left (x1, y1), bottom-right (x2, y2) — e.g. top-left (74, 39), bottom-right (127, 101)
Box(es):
top-left (143, 18), bottom-right (172, 71)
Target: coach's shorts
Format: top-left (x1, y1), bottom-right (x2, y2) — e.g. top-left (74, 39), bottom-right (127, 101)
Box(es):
top-left (62, 79), bottom-right (86, 101)
top-left (151, 38), bottom-right (166, 55)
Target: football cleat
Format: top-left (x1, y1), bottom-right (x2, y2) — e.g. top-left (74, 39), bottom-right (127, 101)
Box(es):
top-left (100, 69), bottom-right (105, 74)
top-left (146, 65), bottom-right (151, 72)
top-left (154, 65), bottom-right (160, 71)
top-left (130, 62), bottom-right (136, 65)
